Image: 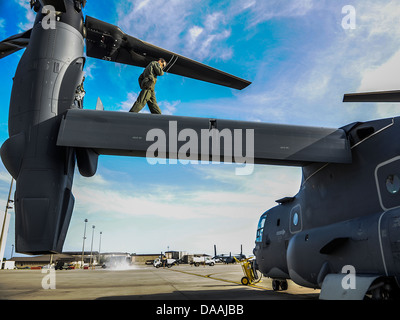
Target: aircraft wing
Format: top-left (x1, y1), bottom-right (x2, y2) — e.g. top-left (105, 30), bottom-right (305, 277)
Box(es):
top-left (343, 90), bottom-right (400, 102)
top-left (0, 29), bottom-right (32, 60)
top-left (85, 16), bottom-right (251, 90)
top-left (57, 109), bottom-right (352, 166)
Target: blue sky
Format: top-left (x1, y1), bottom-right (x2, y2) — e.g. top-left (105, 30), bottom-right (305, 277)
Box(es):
top-left (1, 0), bottom-right (400, 258)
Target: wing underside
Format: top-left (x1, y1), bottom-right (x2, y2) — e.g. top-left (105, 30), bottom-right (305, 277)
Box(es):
top-left (57, 109), bottom-right (352, 166)
top-left (0, 29), bottom-right (32, 60)
top-left (85, 16), bottom-right (251, 90)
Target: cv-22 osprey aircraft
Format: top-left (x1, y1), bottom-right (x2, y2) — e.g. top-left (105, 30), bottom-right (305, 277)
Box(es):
top-left (1, 0), bottom-right (400, 300)
top-left (252, 88), bottom-right (400, 300)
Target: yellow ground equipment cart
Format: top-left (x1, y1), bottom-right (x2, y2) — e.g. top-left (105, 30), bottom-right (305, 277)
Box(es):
top-left (234, 257), bottom-right (262, 285)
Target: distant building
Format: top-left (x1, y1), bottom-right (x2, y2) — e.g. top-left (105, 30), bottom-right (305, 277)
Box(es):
top-left (7, 250), bottom-right (210, 268)
top-left (10, 253), bottom-right (75, 268)
top-left (64, 251), bottom-right (100, 265)
top-left (165, 251), bottom-right (187, 260)
top-left (131, 253), bottom-right (160, 264)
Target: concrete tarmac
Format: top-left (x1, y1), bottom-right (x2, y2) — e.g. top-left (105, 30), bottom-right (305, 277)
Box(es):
top-left (0, 264), bottom-right (320, 300)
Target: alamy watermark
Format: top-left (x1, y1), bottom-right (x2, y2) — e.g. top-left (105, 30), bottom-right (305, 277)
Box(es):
top-left (41, 5), bottom-right (57, 30)
top-left (146, 121), bottom-right (255, 176)
top-left (342, 5), bottom-right (356, 30)
top-left (40, 5), bottom-right (357, 32)
top-left (41, 268), bottom-right (56, 290)
top-left (341, 265), bottom-right (356, 290)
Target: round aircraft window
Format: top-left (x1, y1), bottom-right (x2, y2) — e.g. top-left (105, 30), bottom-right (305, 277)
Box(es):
top-left (386, 174), bottom-right (400, 194)
top-left (293, 213), bottom-right (299, 226)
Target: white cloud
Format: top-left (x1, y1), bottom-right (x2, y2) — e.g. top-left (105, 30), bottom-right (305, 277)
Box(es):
top-left (15, 0), bottom-right (35, 32)
top-left (188, 26), bottom-right (203, 43)
top-left (358, 49), bottom-right (400, 92)
top-left (235, 0), bottom-right (400, 126)
top-left (243, 0), bottom-right (315, 26)
top-left (160, 100), bottom-right (180, 115)
top-left (116, 0), bottom-right (319, 65)
top-left (0, 18), bottom-right (5, 38)
top-left (357, 48), bottom-right (400, 119)
top-left (134, 0), bottom-right (151, 12)
top-left (117, 1), bottom-right (234, 62)
top-left (357, 1), bottom-right (400, 39)
top-left (84, 61), bottom-right (98, 80)
top-left (184, 13), bottom-right (233, 61)
top-left (117, 0), bottom-right (195, 51)
top-left (118, 92), bottom-right (138, 111)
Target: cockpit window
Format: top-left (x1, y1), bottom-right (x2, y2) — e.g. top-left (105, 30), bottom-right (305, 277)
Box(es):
top-left (256, 214), bottom-right (266, 242)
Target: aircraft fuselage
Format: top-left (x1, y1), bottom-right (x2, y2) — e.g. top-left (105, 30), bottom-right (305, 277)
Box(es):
top-left (254, 117), bottom-right (400, 291)
top-left (0, 1), bottom-right (85, 253)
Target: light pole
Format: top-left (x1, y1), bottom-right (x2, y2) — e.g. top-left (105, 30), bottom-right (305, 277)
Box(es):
top-left (89, 225), bottom-right (95, 268)
top-left (0, 178), bottom-right (14, 269)
top-left (98, 231), bottom-right (102, 265)
top-left (81, 219), bottom-right (88, 268)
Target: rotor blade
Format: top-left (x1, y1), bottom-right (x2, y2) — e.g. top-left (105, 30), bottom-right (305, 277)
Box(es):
top-left (343, 90), bottom-right (400, 103)
top-left (39, 0), bottom-right (66, 12)
top-left (85, 16), bottom-right (251, 90)
top-left (0, 29), bottom-right (32, 60)
top-left (57, 109), bottom-right (352, 166)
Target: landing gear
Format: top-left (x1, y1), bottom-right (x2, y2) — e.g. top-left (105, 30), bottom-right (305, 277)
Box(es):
top-left (366, 278), bottom-right (400, 300)
top-left (272, 279), bottom-right (288, 291)
top-left (241, 277), bottom-right (250, 285)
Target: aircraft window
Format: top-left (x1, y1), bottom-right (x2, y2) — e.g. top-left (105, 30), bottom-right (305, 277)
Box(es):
top-left (386, 175), bottom-right (400, 194)
top-left (293, 213), bottom-right (299, 226)
top-left (256, 215), bottom-right (266, 242)
top-left (289, 205), bottom-right (302, 233)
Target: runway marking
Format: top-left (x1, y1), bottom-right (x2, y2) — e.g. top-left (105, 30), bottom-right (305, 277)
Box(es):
top-left (168, 268), bottom-right (271, 291)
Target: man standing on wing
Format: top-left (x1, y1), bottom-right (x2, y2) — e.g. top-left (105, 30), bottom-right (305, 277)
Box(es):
top-left (129, 58), bottom-right (167, 114)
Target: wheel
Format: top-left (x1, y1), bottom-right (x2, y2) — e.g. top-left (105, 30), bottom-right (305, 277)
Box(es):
top-left (280, 280), bottom-right (288, 291)
top-left (209, 262), bottom-right (214, 266)
top-left (272, 280), bottom-right (280, 291)
top-left (370, 282), bottom-right (398, 300)
top-left (241, 277), bottom-right (250, 285)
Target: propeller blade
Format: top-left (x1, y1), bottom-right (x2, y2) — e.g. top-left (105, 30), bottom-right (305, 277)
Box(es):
top-left (39, 0), bottom-right (66, 12)
top-left (85, 16), bottom-right (251, 90)
top-left (0, 29), bottom-right (32, 60)
top-left (343, 90), bottom-right (400, 102)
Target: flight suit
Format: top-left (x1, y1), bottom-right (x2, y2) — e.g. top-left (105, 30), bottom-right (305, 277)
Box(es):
top-left (129, 61), bottom-right (164, 114)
